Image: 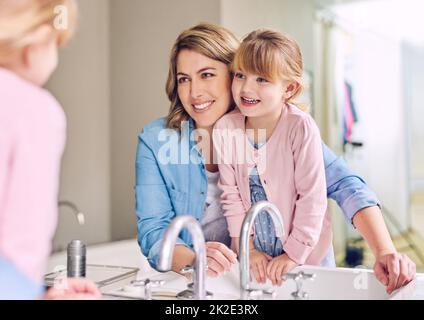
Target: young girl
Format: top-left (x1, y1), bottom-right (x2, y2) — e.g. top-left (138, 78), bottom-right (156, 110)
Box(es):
top-left (0, 0), bottom-right (100, 299)
top-left (214, 29), bottom-right (333, 286)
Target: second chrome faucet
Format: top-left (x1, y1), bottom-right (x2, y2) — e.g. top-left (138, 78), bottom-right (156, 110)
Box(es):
top-left (239, 200), bottom-right (285, 294)
top-left (157, 215), bottom-right (207, 300)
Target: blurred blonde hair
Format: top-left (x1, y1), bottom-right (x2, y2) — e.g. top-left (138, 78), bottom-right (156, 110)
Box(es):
top-left (232, 29), bottom-right (307, 112)
top-left (165, 23), bottom-right (240, 131)
top-left (0, 0), bottom-right (77, 61)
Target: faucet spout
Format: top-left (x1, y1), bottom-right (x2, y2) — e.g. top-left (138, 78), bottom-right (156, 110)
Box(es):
top-left (239, 201), bottom-right (285, 292)
top-left (58, 200), bottom-right (85, 225)
top-left (157, 215), bottom-right (207, 300)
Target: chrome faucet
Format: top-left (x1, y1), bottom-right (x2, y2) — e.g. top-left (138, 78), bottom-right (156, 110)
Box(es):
top-left (239, 201), bottom-right (285, 295)
top-left (130, 278), bottom-right (165, 300)
top-left (157, 215), bottom-right (207, 300)
top-left (283, 271), bottom-right (316, 300)
top-left (58, 200), bottom-right (85, 225)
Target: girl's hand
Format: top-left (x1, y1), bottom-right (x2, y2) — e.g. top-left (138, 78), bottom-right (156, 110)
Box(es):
top-left (250, 248), bottom-right (272, 284)
top-left (44, 278), bottom-right (102, 300)
top-left (266, 253), bottom-right (298, 286)
top-left (205, 242), bottom-right (238, 277)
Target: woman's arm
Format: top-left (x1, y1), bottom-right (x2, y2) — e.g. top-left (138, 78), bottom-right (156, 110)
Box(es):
top-left (171, 242), bottom-right (237, 278)
top-left (136, 129), bottom-right (237, 275)
top-left (352, 206), bottom-right (415, 294)
top-left (135, 130), bottom-right (189, 270)
top-left (323, 143), bottom-right (380, 226)
top-left (323, 143), bottom-right (416, 293)
top-left (352, 206), bottom-right (395, 255)
top-left (166, 245), bottom-right (195, 275)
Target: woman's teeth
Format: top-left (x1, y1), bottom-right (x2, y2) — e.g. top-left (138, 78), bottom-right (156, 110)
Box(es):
top-left (193, 101), bottom-right (213, 110)
top-left (241, 97), bottom-right (260, 105)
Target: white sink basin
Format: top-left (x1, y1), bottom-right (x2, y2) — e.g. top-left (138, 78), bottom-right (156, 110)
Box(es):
top-left (48, 240), bottom-right (423, 300)
top-left (106, 262), bottom-right (422, 300)
top-left (204, 263), bottom-right (391, 300)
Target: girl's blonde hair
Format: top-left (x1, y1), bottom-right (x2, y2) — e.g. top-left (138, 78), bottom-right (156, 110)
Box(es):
top-left (166, 23), bottom-right (240, 131)
top-left (232, 29), bottom-right (307, 111)
top-left (0, 0), bottom-right (77, 61)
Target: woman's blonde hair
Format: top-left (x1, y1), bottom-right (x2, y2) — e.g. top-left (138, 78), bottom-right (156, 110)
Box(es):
top-left (165, 23), bottom-right (240, 131)
top-left (232, 29), bottom-right (307, 111)
top-left (0, 0), bottom-right (77, 61)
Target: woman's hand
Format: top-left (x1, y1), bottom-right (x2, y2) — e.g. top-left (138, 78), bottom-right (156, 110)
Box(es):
top-left (352, 206), bottom-right (416, 294)
top-left (44, 278), bottom-right (102, 300)
top-left (374, 251), bottom-right (416, 294)
top-left (249, 248), bottom-right (272, 284)
top-left (266, 253), bottom-right (298, 286)
top-left (205, 242), bottom-right (237, 277)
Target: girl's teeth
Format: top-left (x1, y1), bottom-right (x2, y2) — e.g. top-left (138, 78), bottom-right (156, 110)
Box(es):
top-left (242, 97), bottom-right (259, 103)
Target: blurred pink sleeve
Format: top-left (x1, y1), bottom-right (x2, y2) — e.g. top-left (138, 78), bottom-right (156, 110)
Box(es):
top-left (0, 69), bottom-right (66, 284)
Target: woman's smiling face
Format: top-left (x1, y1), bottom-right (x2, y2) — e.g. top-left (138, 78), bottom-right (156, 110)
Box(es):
top-left (176, 49), bottom-right (232, 129)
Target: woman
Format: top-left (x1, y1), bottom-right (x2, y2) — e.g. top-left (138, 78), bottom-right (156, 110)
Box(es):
top-left (135, 23), bottom-right (415, 294)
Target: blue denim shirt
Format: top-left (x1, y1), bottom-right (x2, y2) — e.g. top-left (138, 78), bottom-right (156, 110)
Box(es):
top-left (135, 117), bottom-right (380, 269)
top-left (0, 256), bottom-right (43, 299)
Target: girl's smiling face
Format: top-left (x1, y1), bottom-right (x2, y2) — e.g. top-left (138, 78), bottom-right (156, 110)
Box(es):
top-left (176, 49), bottom-right (232, 129)
top-left (232, 70), bottom-right (289, 120)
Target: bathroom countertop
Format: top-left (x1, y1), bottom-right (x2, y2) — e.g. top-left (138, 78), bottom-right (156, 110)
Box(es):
top-left (47, 238), bottom-right (156, 277)
top-left (47, 239), bottom-right (424, 300)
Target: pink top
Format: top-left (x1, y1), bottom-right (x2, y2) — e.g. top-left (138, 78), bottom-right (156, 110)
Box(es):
top-left (214, 105), bottom-right (332, 265)
top-left (0, 67), bottom-right (66, 284)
